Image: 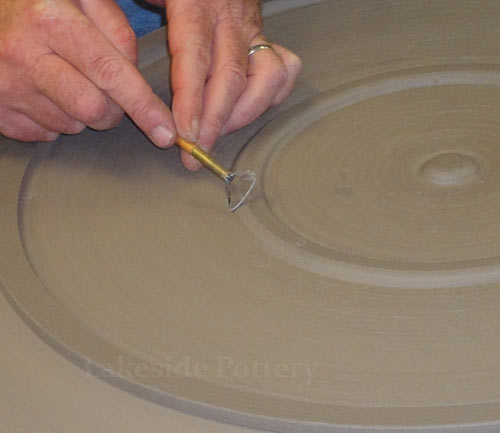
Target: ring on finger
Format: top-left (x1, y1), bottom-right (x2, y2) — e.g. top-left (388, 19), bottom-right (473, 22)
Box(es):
top-left (248, 44), bottom-right (273, 57)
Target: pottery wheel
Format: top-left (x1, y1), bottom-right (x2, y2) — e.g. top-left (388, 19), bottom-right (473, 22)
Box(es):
top-left (3, 1), bottom-right (500, 432)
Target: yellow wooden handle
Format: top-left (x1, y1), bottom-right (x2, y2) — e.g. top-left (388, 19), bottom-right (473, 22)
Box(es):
top-left (176, 137), bottom-right (230, 181)
top-left (176, 137), bottom-right (197, 154)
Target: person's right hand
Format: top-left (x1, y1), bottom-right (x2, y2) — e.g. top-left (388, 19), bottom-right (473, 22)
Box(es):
top-left (0, 0), bottom-right (176, 147)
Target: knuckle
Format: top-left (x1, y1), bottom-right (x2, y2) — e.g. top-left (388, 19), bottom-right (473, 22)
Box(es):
top-left (25, 0), bottom-right (66, 36)
top-left (95, 103), bottom-right (124, 130)
top-left (28, 0), bottom-right (58, 22)
top-left (234, 107), bottom-right (256, 127)
top-left (171, 37), bottom-right (211, 72)
top-left (114, 24), bottom-right (136, 48)
top-left (1, 124), bottom-right (56, 143)
top-left (221, 59), bottom-right (247, 90)
top-left (192, 40), bottom-right (212, 70)
top-left (0, 29), bottom-right (33, 68)
top-left (127, 90), bottom-right (154, 119)
top-left (0, 36), bottom-right (18, 62)
top-left (265, 64), bottom-right (288, 89)
top-left (76, 95), bottom-right (109, 126)
top-left (64, 121), bottom-right (86, 135)
top-left (204, 114), bottom-right (224, 133)
top-left (286, 52), bottom-right (303, 75)
top-left (89, 54), bottom-right (123, 89)
top-left (113, 25), bottom-right (138, 62)
top-left (41, 131), bottom-right (59, 142)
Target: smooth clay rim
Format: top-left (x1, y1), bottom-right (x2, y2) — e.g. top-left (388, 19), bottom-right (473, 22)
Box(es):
top-left (3, 1), bottom-right (500, 432)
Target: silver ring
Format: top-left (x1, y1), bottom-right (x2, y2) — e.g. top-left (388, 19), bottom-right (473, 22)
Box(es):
top-left (248, 44), bottom-right (272, 57)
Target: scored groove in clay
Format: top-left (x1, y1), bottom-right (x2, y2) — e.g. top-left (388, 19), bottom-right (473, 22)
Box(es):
top-left (3, 1), bottom-right (500, 432)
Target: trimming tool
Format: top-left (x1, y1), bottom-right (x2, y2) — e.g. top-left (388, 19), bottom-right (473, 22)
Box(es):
top-left (176, 138), bottom-right (256, 212)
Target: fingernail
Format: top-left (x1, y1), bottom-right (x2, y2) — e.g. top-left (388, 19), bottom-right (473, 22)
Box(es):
top-left (198, 143), bottom-right (210, 153)
top-left (151, 125), bottom-right (174, 148)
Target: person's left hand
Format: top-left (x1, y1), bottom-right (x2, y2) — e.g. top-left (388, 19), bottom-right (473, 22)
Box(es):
top-left (147, 0), bottom-right (302, 170)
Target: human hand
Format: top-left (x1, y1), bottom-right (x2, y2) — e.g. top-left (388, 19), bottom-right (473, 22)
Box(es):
top-left (0, 0), bottom-right (176, 147)
top-left (149, 0), bottom-right (302, 170)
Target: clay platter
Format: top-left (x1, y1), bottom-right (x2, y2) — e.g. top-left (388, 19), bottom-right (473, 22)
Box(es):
top-left (2, 1), bottom-right (500, 432)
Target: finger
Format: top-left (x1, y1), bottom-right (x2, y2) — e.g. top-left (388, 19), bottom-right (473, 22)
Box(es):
top-left (180, 148), bottom-right (198, 171)
top-left (180, 19), bottom-right (249, 170)
top-left (49, 4), bottom-right (176, 147)
top-left (269, 44), bottom-right (302, 106)
top-left (15, 92), bottom-right (85, 135)
top-left (0, 108), bottom-right (59, 142)
top-left (30, 53), bottom-right (124, 131)
top-left (166, 0), bottom-right (215, 141)
top-left (223, 44), bottom-right (288, 134)
top-left (80, 0), bottom-right (138, 64)
top-left (197, 20), bottom-right (248, 152)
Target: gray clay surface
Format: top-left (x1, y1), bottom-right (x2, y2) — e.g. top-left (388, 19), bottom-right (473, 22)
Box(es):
top-left (3, 1), bottom-right (500, 432)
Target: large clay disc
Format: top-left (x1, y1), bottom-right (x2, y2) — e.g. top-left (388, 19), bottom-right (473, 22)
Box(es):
top-left (3, 1), bottom-right (500, 432)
